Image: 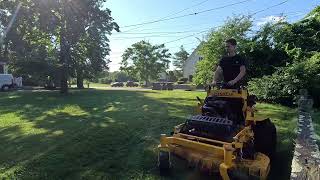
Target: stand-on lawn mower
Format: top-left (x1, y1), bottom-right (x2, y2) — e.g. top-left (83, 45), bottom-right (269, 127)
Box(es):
top-left (158, 83), bottom-right (277, 180)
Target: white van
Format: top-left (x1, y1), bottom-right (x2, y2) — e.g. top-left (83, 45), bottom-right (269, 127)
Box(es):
top-left (0, 74), bottom-right (14, 91)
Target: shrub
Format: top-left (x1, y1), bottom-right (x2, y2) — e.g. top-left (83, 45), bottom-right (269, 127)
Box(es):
top-left (248, 53), bottom-right (320, 106)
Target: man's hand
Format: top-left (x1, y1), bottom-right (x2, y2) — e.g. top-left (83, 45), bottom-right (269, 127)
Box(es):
top-left (227, 79), bottom-right (237, 86)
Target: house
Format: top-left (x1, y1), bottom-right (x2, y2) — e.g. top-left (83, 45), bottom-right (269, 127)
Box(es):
top-left (182, 44), bottom-right (203, 80)
top-left (0, 61), bottom-right (8, 74)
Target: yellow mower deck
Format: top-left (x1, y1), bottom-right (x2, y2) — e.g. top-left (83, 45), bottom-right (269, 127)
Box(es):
top-left (158, 87), bottom-right (274, 180)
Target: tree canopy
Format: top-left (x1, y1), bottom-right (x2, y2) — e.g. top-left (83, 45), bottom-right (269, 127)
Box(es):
top-left (120, 40), bottom-right (171, 85)
top-left (0, 0), bottom-right (119, 93)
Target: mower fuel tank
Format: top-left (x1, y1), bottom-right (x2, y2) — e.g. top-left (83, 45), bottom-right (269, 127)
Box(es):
top-left (179, 115), bottom-right (239, 142)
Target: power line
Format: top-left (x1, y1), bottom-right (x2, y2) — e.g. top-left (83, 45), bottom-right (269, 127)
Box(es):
top-left (162, 0), bottom-right (291, 45)
top-left (111, 35), bottom-right (195, 40)
top-left (163, 29), bottom-right (211, 44)
top-left (250, 0), bottom-right (289, 16)
top-left (166, 41), bottom-right (199, 49)
top-left (120, 0), bottom-right (210, 32)
top-left (109, 0), bottom-right (296, 62)
top-left (115, 0), bottom-right (289, 43)
top-left (120, 0), bottom-right (252, 28)
top-left (110, 27), bottom-right (213, 40)
top-left (118, 22), bottom-right (218, 33)
top-left (113, 29), bottom-right (210, 35)
top-left (162, 0), bottom-right (210, 19)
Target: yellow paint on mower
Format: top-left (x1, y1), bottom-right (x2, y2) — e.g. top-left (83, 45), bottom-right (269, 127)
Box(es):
top-left (158, 87), bottom-right (273, 180)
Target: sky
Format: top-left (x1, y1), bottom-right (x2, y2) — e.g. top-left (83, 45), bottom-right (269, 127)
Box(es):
top-left (105, 0), bottom-right (319, 72)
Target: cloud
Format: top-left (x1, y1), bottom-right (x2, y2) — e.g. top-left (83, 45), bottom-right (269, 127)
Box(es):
top-left (256, 15), bottom-right (286, 26)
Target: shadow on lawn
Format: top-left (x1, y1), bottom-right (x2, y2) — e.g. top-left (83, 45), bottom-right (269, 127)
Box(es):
top-left (0, 90), bottom-right (297, 180)
top-left (0, 89), bottom-right (206, 179)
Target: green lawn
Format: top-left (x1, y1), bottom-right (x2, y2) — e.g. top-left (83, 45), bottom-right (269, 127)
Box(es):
top-left (0, 89), bottom-right (297, 179)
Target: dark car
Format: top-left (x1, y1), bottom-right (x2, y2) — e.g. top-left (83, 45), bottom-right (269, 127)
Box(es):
top-left (111, 82), bottom-right (124, 87)
top-left (126, 81), bottom-right (139, 87)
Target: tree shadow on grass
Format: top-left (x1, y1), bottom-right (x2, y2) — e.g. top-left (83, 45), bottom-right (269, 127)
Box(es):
top-left (0, 90), bottom-right (298, 179)
top-left (0, 89), bottom-right (210, 179)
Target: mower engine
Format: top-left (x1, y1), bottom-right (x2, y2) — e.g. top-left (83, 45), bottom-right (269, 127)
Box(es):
top-left (201, 95), bottom-right (244, 125)
top-left (180, 115), bottom-right (239, 142)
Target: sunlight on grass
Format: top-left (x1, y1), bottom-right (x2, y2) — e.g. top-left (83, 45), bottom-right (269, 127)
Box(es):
top-left (0, 89), bottom-right (298, 179)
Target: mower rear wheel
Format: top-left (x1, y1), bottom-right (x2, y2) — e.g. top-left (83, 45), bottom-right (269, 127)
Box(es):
top-left (253, 118), bottom-right (277, 160)
top-left (158, 151), bottom-right (171, 174)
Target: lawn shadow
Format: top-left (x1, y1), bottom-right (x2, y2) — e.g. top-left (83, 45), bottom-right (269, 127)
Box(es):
top-left (0, 90), bottom-right (298, 179)
top-left (0, 89), bottom-right (206, 179)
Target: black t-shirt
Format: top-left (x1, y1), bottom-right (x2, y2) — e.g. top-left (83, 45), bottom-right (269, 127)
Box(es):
top-left (218, 54), bottom-right (247, 82)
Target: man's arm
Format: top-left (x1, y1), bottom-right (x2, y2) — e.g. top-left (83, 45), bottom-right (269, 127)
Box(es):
top-left (212, 66), bottom-right (223, 85)
top-left (227, 65), bottom-right (246, 86)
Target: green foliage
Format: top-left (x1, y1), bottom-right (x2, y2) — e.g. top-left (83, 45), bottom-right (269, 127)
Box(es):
top-left (0, 0), bottom-right (119, 90)
top-left (165, 70), bottom-right (183, 82)
top-left (249, 53), bottom-right (320, 105)
top-left (244, 23), bottom-right (289, 79)
top-left (93, 71), bottom-right (136, 84)
top-left (110, 71), bottom-right (133, 82)
top-left (248, 7), bottom-right (320, 106)
top-left (121, 40), bottom-right (171, 85)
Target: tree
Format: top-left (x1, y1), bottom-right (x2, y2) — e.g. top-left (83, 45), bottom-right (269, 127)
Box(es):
top-left (0, 0), bottom-right (119, 92)
top-left (110, 71), bottom-right (132, 82)
top-left (121, 40), bottom-right (171, 86)
top-left (244, 22), bottom-right (289, 79)
top-left (248, 6), bottom-right (320, 106)
top-left (167, 70), bottom-right (183, 82)
top-left (173, 45), bottom-right (189, 71)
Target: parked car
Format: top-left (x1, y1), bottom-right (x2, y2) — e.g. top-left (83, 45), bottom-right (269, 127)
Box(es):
top-left (126, 81), bottom-right (139, 87)
top-left (0, 74), bottom-right (14, 91)
top-left (111, 82), bottom-right (124, 87)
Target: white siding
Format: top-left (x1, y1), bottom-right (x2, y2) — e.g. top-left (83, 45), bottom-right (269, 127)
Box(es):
top-left (183, 45), bottom-right (202, 78)
top-left (4, 64), bottom-right (8, 74)
top-left (0, 62), bottom-right (8, 74)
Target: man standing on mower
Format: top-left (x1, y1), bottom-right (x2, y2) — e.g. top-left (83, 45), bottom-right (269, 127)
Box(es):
top-left (212, 38), bottom-right (247, 88)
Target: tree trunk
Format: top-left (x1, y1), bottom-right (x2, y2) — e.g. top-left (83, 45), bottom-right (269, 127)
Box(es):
top-left (145, 74), bottom-right (149, 87)
top-left (59, 17), bottom-right (69, 94)
top-left (77, 71), bottom-right (84, 88)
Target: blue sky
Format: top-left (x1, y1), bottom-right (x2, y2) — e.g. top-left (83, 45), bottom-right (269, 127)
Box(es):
top-left (105, 0), bottom-right (319, 72)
